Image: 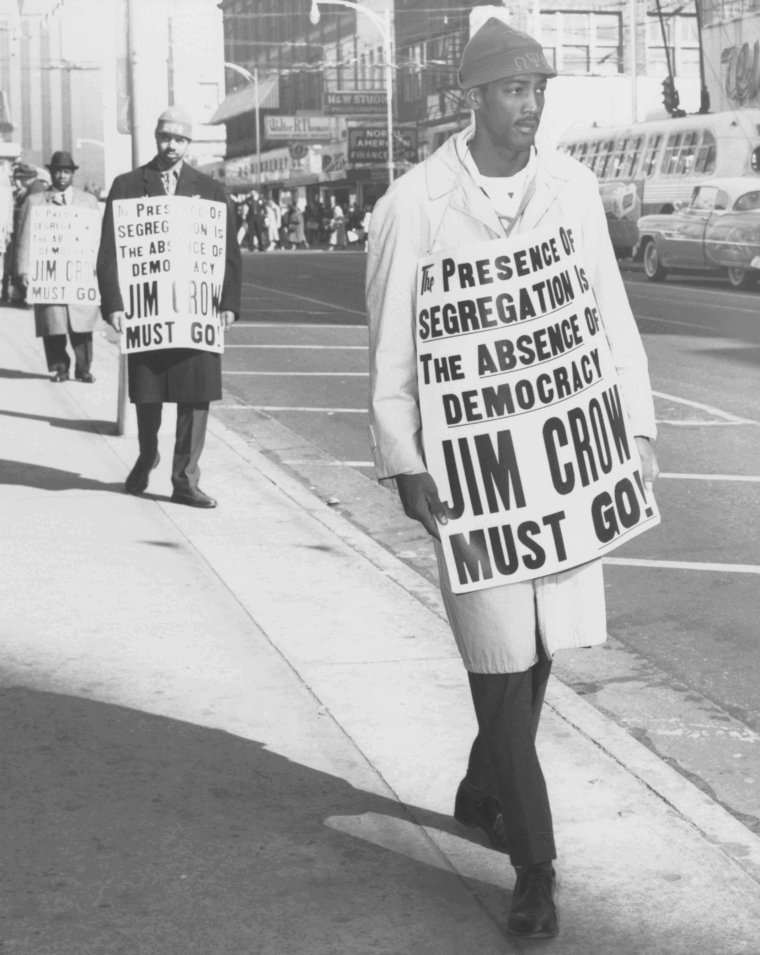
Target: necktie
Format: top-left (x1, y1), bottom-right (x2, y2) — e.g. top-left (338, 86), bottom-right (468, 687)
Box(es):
top-left (161, 171), bottom-right (177, 196)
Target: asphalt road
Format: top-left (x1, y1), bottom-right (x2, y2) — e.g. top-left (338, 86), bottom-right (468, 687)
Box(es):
top-left (220, 248), bottom-right (760, 832)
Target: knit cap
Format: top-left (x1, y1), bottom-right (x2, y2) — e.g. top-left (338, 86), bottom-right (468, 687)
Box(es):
top-left (155, 105), bottom-right (194, 140)
top-left (458, 18), bottom-right (557, 89)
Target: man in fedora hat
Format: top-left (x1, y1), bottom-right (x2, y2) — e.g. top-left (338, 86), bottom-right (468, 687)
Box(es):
top-left (366, 18), bottom-right (659, 939)
top-left (97, 106), bottom-right (242, 509)
top-left (16, 151), bottom-right (101, 382)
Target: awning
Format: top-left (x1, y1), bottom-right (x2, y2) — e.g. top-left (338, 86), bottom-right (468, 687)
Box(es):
top-left (210, 75), bottom-right (279, 124)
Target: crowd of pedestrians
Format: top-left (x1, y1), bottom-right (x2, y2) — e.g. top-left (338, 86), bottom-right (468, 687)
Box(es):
top-left (233, 189), bottom-right (372, 252)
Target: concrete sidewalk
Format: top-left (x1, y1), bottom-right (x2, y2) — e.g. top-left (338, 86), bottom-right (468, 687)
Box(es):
top-left (1, 308), bottom-right (760, 954)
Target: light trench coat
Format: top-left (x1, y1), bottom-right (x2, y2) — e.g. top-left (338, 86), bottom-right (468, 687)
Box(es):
top-left (15, 187), bottom-right (101, 337)
top-left (366, 127), bottom-right (657, 674)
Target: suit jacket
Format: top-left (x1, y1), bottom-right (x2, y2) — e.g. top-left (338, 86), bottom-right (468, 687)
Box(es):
top-left (96, 158), bottom-right (242, 404)
top-left (16, 186), bottom-right (102, 336)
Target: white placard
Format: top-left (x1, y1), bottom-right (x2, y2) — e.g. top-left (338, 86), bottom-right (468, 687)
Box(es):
top-left (27, 204), bottom-right (101, 306)
top-left (416, 222), bottom-right (660, 595)
top-left (114, 196), bottom-right (227, 355)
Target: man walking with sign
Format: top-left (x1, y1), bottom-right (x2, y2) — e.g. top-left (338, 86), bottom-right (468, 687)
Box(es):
top-left (97, 106), bottom-right (241, 509)
top-left (367, 19), bottom-right (659, 939)
top-left (16, 151), bottom-right (100, 383)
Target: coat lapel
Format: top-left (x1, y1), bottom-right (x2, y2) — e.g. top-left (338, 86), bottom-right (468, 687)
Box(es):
top-left (176, 162), bottom-right (200, 198)
top-left (142, 160), bottom-right (165, 197)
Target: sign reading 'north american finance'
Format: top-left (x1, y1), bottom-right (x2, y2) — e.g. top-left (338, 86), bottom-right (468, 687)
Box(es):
top-left (27, 204), bottom-right (101, 306)
top-left (416, 223), bottom-right (660, 595)
top-left (113, 196), bottom-right (227, 355)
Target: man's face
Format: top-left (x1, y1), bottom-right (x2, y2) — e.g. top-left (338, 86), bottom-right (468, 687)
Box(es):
top-left (155, 132), bottom-right (190, 167)
top-left (51, 167), bottom-right (74, 190)
top-left (467, 73), bottom-right (548, 152)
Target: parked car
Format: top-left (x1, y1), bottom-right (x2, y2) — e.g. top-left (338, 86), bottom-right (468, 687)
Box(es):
top-left (636, 178), bottom-right (760, 289)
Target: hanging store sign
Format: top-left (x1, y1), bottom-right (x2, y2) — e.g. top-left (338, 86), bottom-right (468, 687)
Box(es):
top-left (323, 90), bottom-right (387, 115)
top-left (348, 127), bottom-right (418, 165)
top-left (265, 115), bottom-right (336, 141)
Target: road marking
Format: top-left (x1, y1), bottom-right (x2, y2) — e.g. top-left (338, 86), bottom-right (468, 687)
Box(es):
top-left (243, 282), bottom-right (367, 318)
top-left (652, 389), bottom-right (756, 423)
top-left (605, 557), bottom-right (760, 574)
top-left (281, 460), bottom-right (375, 467)
top-left (656, 419), bottom-right (752, 426)
top-left (223, 371), bottom-right (368, 376)
top-left (225, 344), bottom-right (368, 350)
top-left (627, 282), bottom-right (760, 314)
top-left (216, 405), bottom-right (368, 413)
top-left (231, 322), bottom-right (366, 330)
top-left (635, 313), bottom-right (723, 333)
top-left (660, 472), bottom-right (760, 482)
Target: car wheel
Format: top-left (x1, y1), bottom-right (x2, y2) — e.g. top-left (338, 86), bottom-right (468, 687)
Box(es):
top-left (727, 266), bottom-right (757, 290)
top-left (643, 240), bottom-right (668, 282)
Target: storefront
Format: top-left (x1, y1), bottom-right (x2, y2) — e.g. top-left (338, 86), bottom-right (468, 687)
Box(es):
top-left (701, 0), bottom-right (760, 112)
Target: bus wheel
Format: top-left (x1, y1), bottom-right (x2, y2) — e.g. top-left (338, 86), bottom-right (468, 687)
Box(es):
top-left (727, 266), bottom-right (757, 290)
top-left (643, 240), bottom-right (667, 282)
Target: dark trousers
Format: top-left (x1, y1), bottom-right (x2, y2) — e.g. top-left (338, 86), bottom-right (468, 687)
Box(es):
top-left (135, 402), bottom-right (209, 493)
top-left (466, 634), bottom-right (556, 868)
top-left (43, 331), bottom-right (93, 376)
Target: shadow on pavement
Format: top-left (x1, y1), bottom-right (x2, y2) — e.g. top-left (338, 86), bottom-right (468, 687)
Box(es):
top-left (0, 367), bottom-right (52, 381)
top-left (0, 686), bottom-right (513, 954)
top-left (0, 459), bottom-right (124, 493)
top-left (0, 409), bottom-right (113, 433)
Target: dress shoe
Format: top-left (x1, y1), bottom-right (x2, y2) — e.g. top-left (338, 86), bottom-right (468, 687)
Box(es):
top-left (454, 778), bottom-right (509, 853)
top-left (507, 864), bottom-right (558, 939)
top-left (171, 487), bottom-right (217, 509)
top-left (51, 369), bottom-right (69, 383)
top-left (75, 371), bottom-right (96, 383)
top-left (124, 451), bottom-right (160, 495)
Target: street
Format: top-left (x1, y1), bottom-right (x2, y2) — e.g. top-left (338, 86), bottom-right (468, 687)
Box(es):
top-left (219, 250), bottom-right (760, 834)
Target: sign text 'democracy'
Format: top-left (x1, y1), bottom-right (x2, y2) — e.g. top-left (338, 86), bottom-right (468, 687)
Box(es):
top-left (416, 224), bottom-right (660, 595)
top-left (114, 197), bottom-right (227, 355)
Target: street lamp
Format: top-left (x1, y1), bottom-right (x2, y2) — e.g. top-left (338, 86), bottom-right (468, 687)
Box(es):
top-left (225, 61), bottom-right (261, 190)
top-left (309, 0), bottom-right (394, 185)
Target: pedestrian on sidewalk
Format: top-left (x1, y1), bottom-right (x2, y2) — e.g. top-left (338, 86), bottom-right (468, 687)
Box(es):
top-left (96, 105), bottom-right (242, 509)
top-left (15, 151), bottom-right (100, 383)
top-left (366, 19), bottom-right (660, 941)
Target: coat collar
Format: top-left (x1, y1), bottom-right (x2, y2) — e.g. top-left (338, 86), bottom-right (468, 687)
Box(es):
top-left (424, 124), bottom-right (573, 236)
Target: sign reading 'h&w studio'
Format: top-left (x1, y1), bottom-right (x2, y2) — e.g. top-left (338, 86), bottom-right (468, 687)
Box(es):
top-left (416, 223), bottom-right (660, 595)
top-left (113, 196), bottom-right (227, 355)
top-left (323, 90), bottom-right (387, 114)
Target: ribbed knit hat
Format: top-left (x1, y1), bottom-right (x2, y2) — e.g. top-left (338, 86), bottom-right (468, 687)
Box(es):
top-left (458, 18), bottom-right (557, 90)
top-left (155, 105), bottom-right (194, 140)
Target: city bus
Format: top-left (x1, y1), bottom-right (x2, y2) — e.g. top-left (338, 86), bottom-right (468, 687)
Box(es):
top-left (557, 109), bottom-right (760, 257)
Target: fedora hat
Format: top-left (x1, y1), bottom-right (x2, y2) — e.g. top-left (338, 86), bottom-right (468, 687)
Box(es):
top-left (46, 151), bottom-right (78, 171)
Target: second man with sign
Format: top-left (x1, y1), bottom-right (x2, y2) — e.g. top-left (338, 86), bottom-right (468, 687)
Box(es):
top-left (97, 106), bottom-right (241, 508)
top-left (367, 19), bottom-right (660, 941)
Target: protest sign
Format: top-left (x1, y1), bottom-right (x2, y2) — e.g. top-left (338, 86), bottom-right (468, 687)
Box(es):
top-left (113, 196), bottom-right (227, 355)
top-left (416, 223), bottom-right (660, 595)
top-left (27, 204), bottom-right (101, 306)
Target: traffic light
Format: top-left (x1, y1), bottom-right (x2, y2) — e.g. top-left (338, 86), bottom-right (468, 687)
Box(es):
top-left (662, 75), bottom-right (680, 114)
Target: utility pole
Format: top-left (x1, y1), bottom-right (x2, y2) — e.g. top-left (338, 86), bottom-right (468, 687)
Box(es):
top-left (629, 0), bottom-right (638, 123)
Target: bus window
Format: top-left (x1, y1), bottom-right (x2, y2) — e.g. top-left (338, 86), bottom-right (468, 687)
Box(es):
top-left (576, 142), bottom-right (589, 165)
top-left (610, 138), bottom-right (628, 178)
top-left (642, 134), bottom-right (662, 177)
top-left (675, 131), bottom-right (699, 174)
top-left (625, 136), bottom-right (643, 177)
top-left (693, 130), bottom-right (716, 174)
top-left (662, 133), bottom-right (685, 175)
top-left (596, 140), bottom-right (615, 178)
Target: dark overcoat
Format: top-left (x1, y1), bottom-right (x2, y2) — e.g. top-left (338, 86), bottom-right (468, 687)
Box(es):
top-left (96, 159), bottom-right (242, 404)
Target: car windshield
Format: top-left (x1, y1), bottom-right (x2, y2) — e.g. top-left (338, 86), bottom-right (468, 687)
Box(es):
top-left (733, 190), bottom-right (760, 211)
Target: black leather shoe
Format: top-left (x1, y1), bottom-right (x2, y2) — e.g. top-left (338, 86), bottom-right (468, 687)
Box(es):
top-left (171, 488), bottom-right (217, 509)
top-left (51, 369), bottom-right (69, 383)
top-left (454, 778), bottom-right (509, 853)
top-left (507, 864), bottom-right (558, 939)
top-left (124, 451), bottom-right (160, 496)
top-left (75, 371), bottom-right (95, 383)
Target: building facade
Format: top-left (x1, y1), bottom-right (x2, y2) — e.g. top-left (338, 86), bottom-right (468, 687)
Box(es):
top-left (700, 0), bottom-right (760, 113)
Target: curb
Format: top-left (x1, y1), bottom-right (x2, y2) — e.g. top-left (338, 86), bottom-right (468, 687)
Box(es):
top-left (207, 411), bottom-right (760, 886)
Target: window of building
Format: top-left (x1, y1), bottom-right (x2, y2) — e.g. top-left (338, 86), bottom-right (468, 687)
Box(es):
top-left (401, 41), bottom-right (425, 102)
top-left (541, 11), bottom-right (622, 74)
top-left (642, 134), bottom-right (663, 177)
top-left (694, 130), bottom-right (717, 174)
top-left (646, 13), bottom-right (700, 77)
